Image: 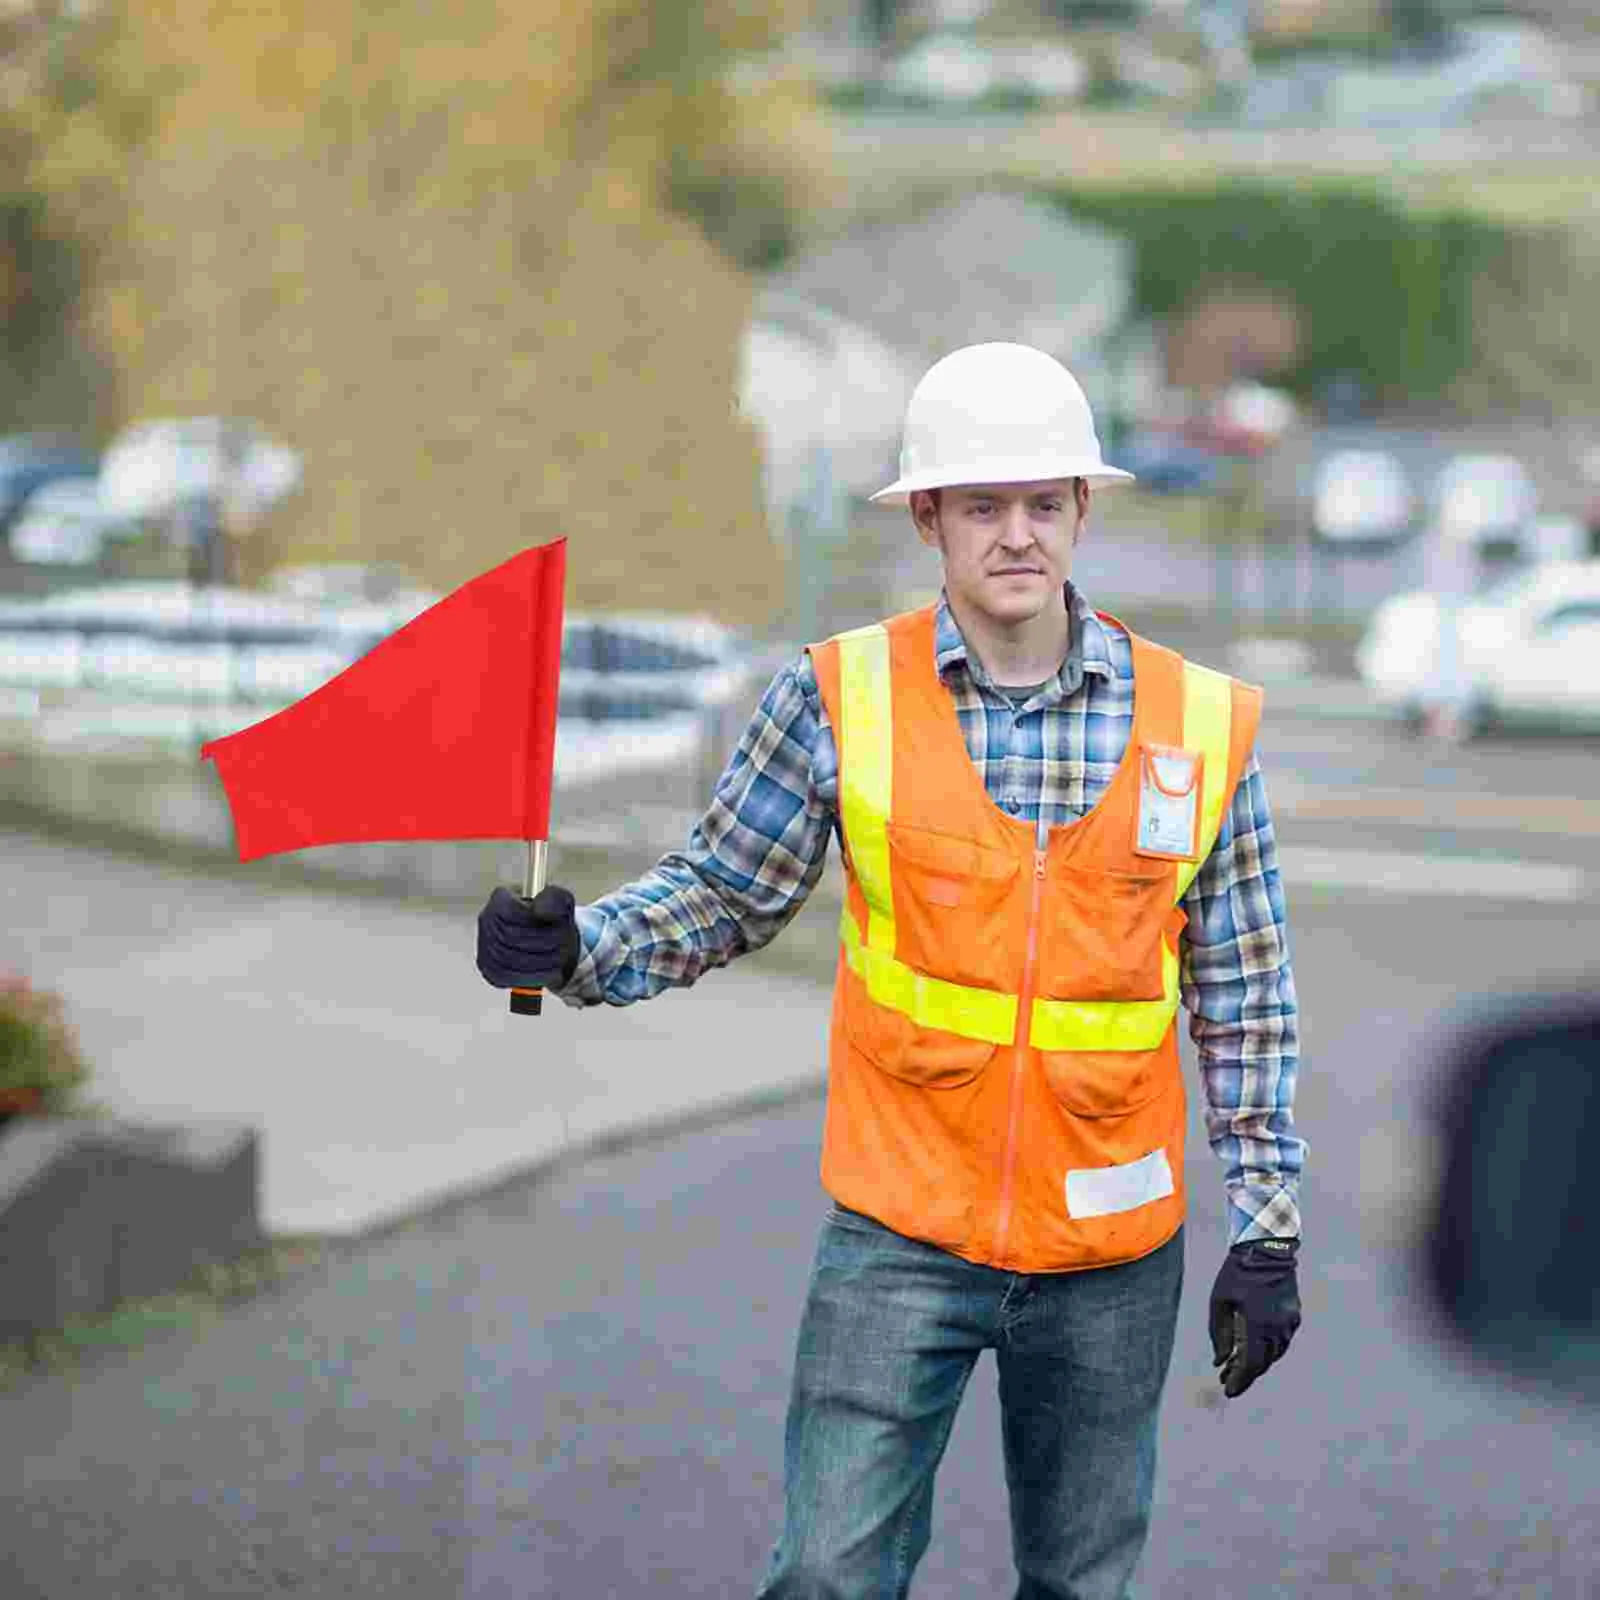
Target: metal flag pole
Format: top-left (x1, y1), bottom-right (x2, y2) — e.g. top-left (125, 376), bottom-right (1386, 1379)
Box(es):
top-left (509, 837), bottom-right (549, 1016)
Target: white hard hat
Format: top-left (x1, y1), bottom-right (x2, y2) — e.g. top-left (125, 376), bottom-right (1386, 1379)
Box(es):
top-left (871, 342), bottom-right (1134, 504)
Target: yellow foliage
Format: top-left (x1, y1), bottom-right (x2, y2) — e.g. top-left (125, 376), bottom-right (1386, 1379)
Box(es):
top-left (65, 0), bottom-right (830, 623)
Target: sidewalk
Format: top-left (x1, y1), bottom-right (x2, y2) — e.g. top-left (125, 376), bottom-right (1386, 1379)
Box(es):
top-left (3, 826), bottom-right (835, 1239)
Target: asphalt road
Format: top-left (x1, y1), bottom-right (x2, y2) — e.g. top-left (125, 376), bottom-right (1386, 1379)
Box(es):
top-left (5, 709), bottom-right (1600, 1596)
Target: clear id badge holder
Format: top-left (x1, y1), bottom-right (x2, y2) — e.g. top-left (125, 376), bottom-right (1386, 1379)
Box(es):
top-left (1132, 743), bottom-right (1204, 862)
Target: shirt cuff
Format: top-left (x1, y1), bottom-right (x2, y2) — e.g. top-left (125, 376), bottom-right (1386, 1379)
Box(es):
top-left (1226, 1180), bottom-right (1302, 1246)
top-left (553, 905), bottom-right (622, 1008)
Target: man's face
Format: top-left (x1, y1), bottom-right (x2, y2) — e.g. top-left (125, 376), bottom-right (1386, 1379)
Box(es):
top-left (911, 479), bottom-right (1087, 629)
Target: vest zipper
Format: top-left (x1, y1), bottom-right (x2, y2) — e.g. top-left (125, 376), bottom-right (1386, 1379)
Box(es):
top-left (992, 846), bottom-right (1047, 1267)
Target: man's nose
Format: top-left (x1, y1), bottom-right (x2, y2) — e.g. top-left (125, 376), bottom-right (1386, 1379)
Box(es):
top-left (998, 506), bottom-right (1035, 546)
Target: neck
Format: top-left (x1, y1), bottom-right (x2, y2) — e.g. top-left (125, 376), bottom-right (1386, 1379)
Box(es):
top-left (948, 590), bottom-right (1072, 686)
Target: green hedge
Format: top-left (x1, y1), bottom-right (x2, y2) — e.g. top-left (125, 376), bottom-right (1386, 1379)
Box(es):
top-left (1037, 179), bottom-right (1510, 404)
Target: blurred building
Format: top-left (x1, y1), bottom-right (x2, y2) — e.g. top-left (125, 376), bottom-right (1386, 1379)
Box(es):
top-left (759, 191), bottom-right (1145, 430)
top-left (739, 293), bottom-right (915, 533)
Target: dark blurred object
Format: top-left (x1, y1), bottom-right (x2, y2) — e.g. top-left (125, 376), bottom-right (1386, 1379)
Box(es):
top-left (0, 433), bottom-right (97, 531)
top-left (1042, 0), bottom-right (1142, 22)
top-left (1582, 446), bottom-right (1600, 559)
top-left (1386, 0), bottom-right (1455, 53)
top-left (1319, 373), bottom-right (1369, 424)
top-left (1424, 993), bottom-right (1600, 1403)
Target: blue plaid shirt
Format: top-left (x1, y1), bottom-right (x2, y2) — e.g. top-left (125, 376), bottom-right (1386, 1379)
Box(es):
top-left (560, 584), bottom-right (1304, 1246)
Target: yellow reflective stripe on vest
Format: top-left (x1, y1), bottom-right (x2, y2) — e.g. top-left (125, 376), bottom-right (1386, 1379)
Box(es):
top-left (837, 625), bottom-right (895, 952)
top-left (1030, 941), bottom-right (1179, 1053)
top-left (835, 635), bottom-right (1237, 1055)
top-left (1175, 660), bottom-right (1234, 903)
top-left (840, 904), bottom-right (1018, 1046)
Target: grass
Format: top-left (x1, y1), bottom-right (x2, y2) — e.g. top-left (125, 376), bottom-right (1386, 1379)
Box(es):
top-left (0, 1233), bottom-right (331, 1394)
top-left (1385, 167), bottom-right (1600, 227)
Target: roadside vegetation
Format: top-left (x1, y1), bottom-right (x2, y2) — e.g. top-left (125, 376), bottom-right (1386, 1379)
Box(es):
top-left (0, 0), bottom-right (1594, 622)
top-left (2, 0), bottom-right (838, 626)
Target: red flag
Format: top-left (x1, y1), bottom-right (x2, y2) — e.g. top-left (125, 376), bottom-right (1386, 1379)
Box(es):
top-left (201, 539), bottom-right (565, 861)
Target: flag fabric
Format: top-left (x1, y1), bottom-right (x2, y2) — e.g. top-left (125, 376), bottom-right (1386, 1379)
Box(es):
top-left (201, 538), bottom-right (565, 861)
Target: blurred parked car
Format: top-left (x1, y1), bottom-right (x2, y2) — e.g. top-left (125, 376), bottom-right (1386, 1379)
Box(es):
top-left (0, 582), bottom-right (748, 723)
top-left (1312, 449), bottom-right (1414, 545)
top-left (882, 30), bottom-right (1087, 106)
top-left (1528, 514), bottom-right (1588, 565)
top-left (1356, 560), bottom-right (1600, 735)
top-left (99, 417), bottom-right (303, 527)
top-left (1180, 383), bottom-right (1297, 460)
top-left (0, 434), bottom-right (98, 530)
top-left (6, 480), bottom-right (139, 568)
top-left (267, 562), bottom-right (438, 610)
top-left (1112, 427), bottom-right (1223, 495)
top-left (1432, 453), bottom-right (1537, 557)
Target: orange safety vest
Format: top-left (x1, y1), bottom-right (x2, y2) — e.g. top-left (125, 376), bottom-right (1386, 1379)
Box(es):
top-left (807, 605), bottom-right (1262, 1274)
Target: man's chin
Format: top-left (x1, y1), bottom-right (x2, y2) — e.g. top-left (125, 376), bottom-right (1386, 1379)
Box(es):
top-left (977, 594), bottom-right (1048, 626)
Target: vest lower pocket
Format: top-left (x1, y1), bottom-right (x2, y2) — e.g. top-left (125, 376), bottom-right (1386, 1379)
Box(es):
top-left (1040, 1047), bottom-right (1161, 1118)
top-left (843, 985), bottom-right (999, 1089)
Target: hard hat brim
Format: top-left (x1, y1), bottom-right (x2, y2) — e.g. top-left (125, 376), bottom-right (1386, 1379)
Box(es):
top-left (870, 457), bottom-right (1136, 504)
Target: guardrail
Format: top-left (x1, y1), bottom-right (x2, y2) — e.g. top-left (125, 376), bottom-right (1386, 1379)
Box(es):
top-left (0, 590), bottom-right (759, 749)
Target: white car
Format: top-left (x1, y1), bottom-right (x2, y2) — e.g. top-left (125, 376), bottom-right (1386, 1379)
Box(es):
top-left (883, 32), bottom-right (1087, 105)
top-left (1312, 449), bottom-right (1414, 544)
top-left (1431, 453), bottom-right (1537, 551)
top-left (7, 480), bottom-right (136, 567)
top-left (1356, 561), bottom-right (1600, 733)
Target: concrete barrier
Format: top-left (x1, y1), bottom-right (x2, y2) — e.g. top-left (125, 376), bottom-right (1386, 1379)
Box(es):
top-left (0, 674), bottom-right (767, 901)
top-left (0, 1118), bottom-right (261, 1344)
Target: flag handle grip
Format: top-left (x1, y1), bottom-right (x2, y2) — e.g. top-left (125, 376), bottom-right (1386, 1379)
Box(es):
top-left (510, 838), bottom-right (549, 1018)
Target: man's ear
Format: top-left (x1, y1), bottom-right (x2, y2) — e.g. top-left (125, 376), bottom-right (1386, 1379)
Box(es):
top-left (1075, 477), bottom-right (1091, 520)
top-left (911, 490), bottom-right (940, 548)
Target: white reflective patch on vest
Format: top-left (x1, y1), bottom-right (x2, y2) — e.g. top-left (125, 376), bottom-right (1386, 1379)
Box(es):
top-left (1064, 1149), bottom-right (1175, 1220)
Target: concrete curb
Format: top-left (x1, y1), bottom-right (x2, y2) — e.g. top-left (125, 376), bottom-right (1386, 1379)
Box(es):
top-left (0, 1118), bottom-right (262, 1344)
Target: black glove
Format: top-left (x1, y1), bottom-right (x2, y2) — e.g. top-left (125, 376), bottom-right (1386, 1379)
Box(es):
top-left (1209, 1237), bottom-right (1301, 1399)
top-left (476, 884), bottom-right (581, 991)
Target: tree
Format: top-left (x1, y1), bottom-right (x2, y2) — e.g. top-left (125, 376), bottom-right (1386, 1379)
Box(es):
top-left (63, 1), bottom-right (835, 622)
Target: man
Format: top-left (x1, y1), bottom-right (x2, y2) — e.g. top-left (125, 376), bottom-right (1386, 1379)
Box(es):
top-left (477, 343), bottom-right (1304, 1599)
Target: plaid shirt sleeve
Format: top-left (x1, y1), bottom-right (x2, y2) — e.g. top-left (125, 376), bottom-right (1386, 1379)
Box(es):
top-left (555, 655), bottom-right (837, 1007)
top-left (1180, 747), bottom-right (1306, 1247)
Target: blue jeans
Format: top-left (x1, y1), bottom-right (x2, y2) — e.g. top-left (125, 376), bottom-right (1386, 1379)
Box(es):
top-left (758, 1207), bottom-right (1184, 1600)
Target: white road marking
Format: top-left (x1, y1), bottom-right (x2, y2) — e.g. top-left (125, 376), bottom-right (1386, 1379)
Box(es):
top-left (1282, 845), bottom-right (1586, 902)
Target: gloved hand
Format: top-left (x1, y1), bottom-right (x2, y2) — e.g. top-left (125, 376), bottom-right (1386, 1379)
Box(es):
top-left (476, 884), bottom-right (581, 992)
top-left (1209, 1237), bottom-right (1301, 1399)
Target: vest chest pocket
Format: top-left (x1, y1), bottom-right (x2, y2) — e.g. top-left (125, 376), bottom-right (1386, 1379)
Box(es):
top-left (1037, 865), bottom-right (1172, 1004)
top-left (886, 822), bottom-right (1024, 994)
